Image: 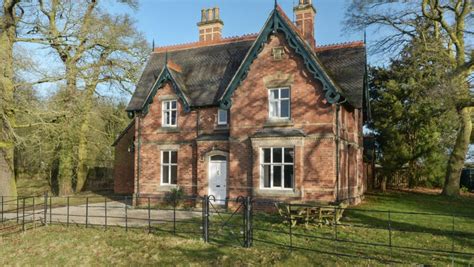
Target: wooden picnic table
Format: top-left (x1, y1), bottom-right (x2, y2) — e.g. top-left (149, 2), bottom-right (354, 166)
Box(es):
top-left (275, 201), bottom-right (348, 227)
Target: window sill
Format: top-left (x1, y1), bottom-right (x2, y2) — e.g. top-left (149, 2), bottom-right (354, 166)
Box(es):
top-left (254, 188), bottom-right (301, 197)
top-left (264, 119), bottom-right (294, 128)
top-left (158, 127), bottom-right (180, 133)
top-left (215, 124), bottom-right (229, 130)
top-left (157, 184), bottom-right (178, 192)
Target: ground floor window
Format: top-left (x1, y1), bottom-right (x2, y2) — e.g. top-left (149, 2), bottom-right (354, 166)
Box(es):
top-left (261, 147), bottom-right (294, 189)
top-left (161, 150), bottom-right (177, 184)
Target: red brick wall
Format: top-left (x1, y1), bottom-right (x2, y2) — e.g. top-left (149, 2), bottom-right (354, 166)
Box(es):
top-left (229, 33), bottom-right (337, 201)
top-left (116, 32), bottom-right (365, 205)
top-left (113, 122), bottom-right (135, 194)
top-left (136, 83), bottom-right (197, 197)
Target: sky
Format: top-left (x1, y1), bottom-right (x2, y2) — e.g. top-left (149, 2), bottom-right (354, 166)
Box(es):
top-left (115, 0), bottom-right (365, 51)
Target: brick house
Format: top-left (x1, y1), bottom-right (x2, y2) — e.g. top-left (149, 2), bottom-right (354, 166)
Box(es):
top-left (113, 1), bottom-right (367, 205)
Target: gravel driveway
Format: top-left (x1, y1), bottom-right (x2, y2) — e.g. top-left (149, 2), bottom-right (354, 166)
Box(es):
top-left (2, 201), bottom-right (202, 228)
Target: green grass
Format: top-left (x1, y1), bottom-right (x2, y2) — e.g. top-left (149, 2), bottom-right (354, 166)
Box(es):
top-left (1, 190), bottom-right (474, 266)
top-left (16, 176), bottom-right (50, 196)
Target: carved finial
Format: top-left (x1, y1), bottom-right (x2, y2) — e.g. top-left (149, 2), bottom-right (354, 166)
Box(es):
top-left (152, 39), bottom-right (155, 51)
top-left (274, 0), bottom-right (278, 8)
top-left (165, 50), bottom-right (168, 65)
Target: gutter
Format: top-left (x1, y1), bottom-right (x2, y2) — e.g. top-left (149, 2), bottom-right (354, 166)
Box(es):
top-left (335, 99), bottom-right (347, 202)
top-left (136, 114), bottom-right (142, 203)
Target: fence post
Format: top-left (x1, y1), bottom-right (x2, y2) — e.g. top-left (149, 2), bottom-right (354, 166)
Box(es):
top-left (451, 214), bottom-right (455, 265)
top-left (333, 206), bottom-right (337, 253)
top-left (125, 196), bottom-right (128, 232)
top-left (388, 210), bottom-right (392, 259)
top-left (22, 198), bottom-right (25, 232)
top-left (67, 197), bottom-right (70, 227)
top-left (148, 197), bottom-right (151, 234)
top-left (173, 197), bottom-right (176, 235)
top-left (245, 196), bottom-right (253, 248)
top-left (43, 192), bottom-right (48, 225)
top-left (16, 196), bottom-right (19, 224)
top-left (105, 197), bottom-right (107, 231)
top-left (32, 197), bottom-right (36, 228)
top-left (49, 195), bottom-right (52, 224)
top-left (202, 195), bottom-right (209, 243)
top-left (289, 203), bottom-right (292, 251)
top-left (86, 197), bottom-right (89, 228)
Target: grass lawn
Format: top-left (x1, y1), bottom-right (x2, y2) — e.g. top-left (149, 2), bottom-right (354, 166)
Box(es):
top-left (1, 190), bottom-right (474, 266)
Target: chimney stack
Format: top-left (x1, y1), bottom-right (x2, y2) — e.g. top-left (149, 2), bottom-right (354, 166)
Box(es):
top-left (294, 0), bottom-right (316, 48)
top-left (197, 7), bottom-right (223, 41)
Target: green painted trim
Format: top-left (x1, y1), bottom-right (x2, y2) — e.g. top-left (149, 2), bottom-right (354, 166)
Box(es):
top-left (219, 8), bottom-right (342, 110)
top-left (140, 66), bottom-right (191, 115)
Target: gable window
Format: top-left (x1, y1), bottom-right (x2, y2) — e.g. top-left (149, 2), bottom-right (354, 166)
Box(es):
top-left (161, 150), bottom-right (177, 185)
top-left (162, 100), bottom-right (177, 127)
top-left (261, 147), bottom-right (294, 189)
top-left (217, 108), bottom-right (228, 125)
top-left (268, 88), bottom-right (290, 119)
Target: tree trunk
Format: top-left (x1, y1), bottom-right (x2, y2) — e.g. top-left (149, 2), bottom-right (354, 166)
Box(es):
top-left (57, 146), bottom-right (74, 196)
top-left (75, 82), bottom-right (97, 192)
top-left (408, 161), bottom-right (416, 189)
top-left (75, 112), bottom-right (91, 192)
top-left (380, 176), bottom-right (387, 192)
top-left (0, 0), bottom-right (19, 198)
top-left (442, 107), bottom-right (472, 197)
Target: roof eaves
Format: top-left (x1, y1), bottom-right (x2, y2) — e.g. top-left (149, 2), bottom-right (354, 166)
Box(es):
top-left (111, 119), bottom-right (135, 146)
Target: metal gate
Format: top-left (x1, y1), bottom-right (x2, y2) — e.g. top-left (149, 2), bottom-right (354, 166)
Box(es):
top-left (202, 195), bottom-right (252, 247)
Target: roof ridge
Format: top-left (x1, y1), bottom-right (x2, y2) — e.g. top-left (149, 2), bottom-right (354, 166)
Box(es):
top-left (153, 33), bottom-right (258, 53)
top-left (315, 41), bottom-right (364, 52)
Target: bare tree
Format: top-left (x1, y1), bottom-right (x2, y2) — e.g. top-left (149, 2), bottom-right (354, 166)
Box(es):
top-left (13, 0), bottom-right (147, 195)
top-left (0, 0), bottom-right (21, 198)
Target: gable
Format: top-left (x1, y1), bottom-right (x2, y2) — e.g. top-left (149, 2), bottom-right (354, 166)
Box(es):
top-left (218, 6), bottom-right (344, 110)
top-left (140, 66), bottom-right (191, 115)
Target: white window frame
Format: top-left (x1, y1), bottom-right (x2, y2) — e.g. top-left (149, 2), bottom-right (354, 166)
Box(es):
top-left (260, 147), bottom-right (294, 190)
top-left (162, 100), bottom-right (177, 127)
top-left (161, 150), bottom-right (178, 185)
top-left (268, 87), bottom-right (290, 119)
top-left (217, 108), bottom-right (228, 125)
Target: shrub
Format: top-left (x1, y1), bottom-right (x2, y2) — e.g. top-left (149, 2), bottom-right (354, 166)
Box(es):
top-left (164, 187), bottom-right (184, 207)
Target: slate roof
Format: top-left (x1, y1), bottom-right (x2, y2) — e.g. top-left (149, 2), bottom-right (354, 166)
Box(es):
top-left (126, 12), bottom-right (366, 111)
top-left (316, 45), bottom-right (366, 108)
top-left (127, 40), bottom-right (254, 111)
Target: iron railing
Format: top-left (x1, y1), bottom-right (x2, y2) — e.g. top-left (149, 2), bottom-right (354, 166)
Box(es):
top-left (1, 194), bottom-right (474, 265)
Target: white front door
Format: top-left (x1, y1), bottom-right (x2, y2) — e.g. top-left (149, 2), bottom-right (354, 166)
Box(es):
top-left (208, 156), bottom-right (227, 204)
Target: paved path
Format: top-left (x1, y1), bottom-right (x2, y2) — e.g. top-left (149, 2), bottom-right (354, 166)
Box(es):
top-left (2, 201), bottom-right (202, 228)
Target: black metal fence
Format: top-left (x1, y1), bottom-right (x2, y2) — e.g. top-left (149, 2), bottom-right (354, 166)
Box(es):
top-left (1, 194), bottom-right (474, 265)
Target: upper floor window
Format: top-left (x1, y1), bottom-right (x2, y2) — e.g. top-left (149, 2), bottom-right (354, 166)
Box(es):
top-left (268, 88), bottom-right (290, 119)
top-left (161, 150), bottom-right (177, 185)
top-left (217, 108), bottom-right (228, 125)
top-left (261, 147), bottom-right (294, 189)
top-left (162, 100), bottom-right (177, 127)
